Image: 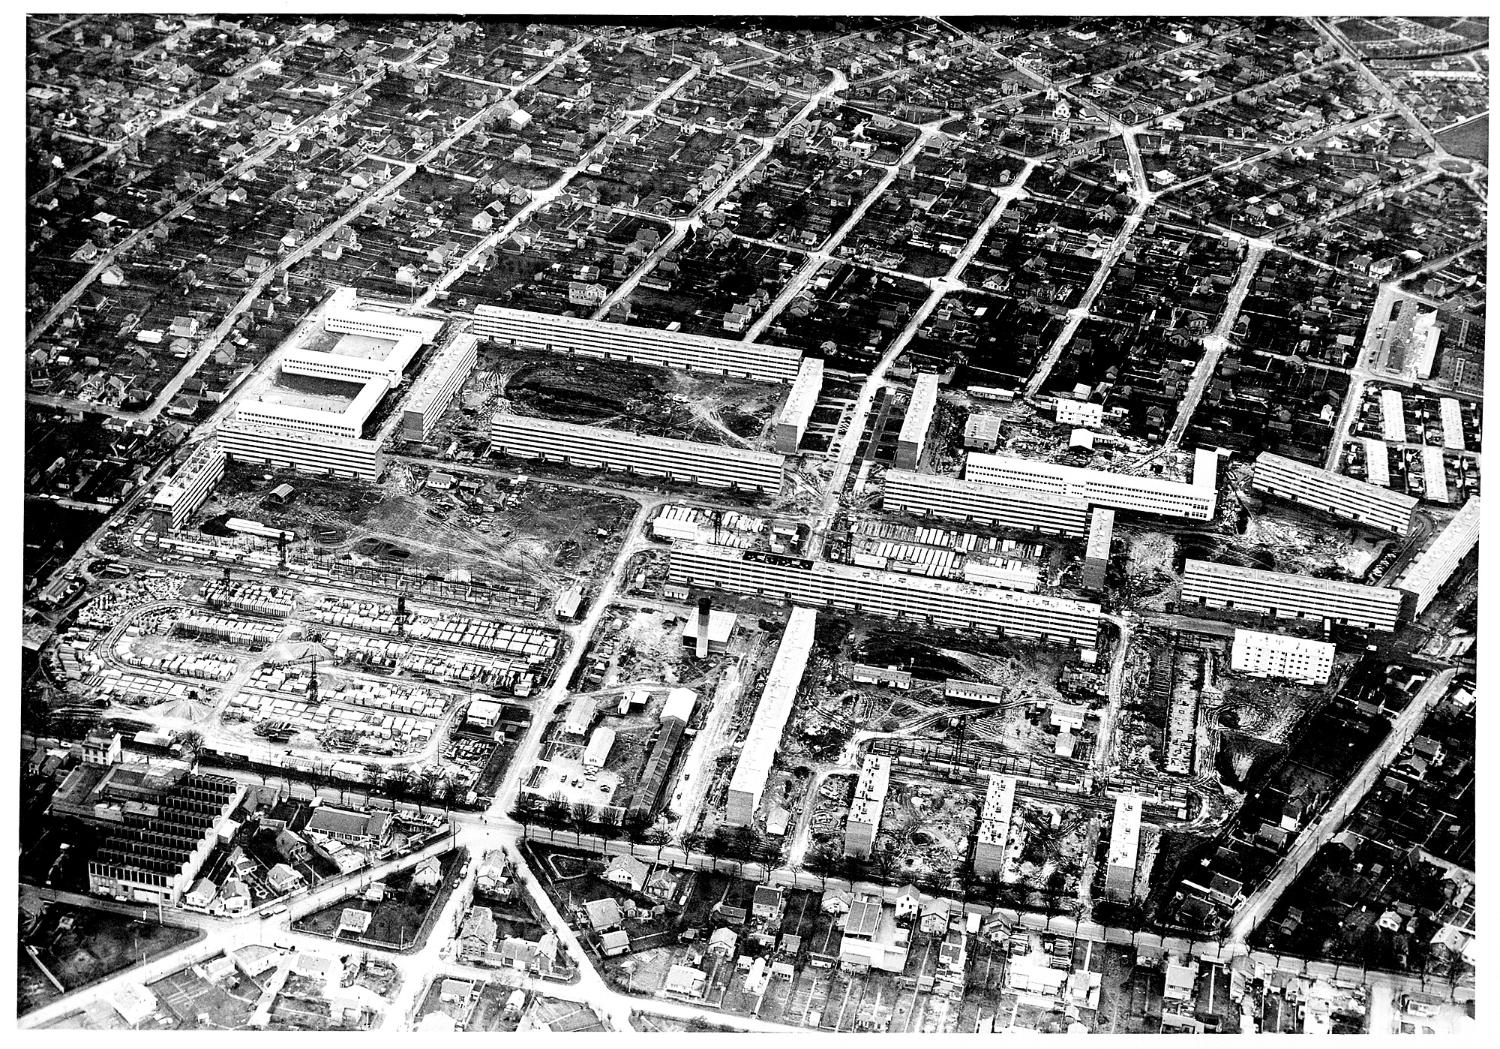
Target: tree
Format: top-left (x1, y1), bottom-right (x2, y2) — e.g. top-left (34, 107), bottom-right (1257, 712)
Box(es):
top-left (511, 790), bottom-right (539, 828)
top-left (621, 809), bottom-right (651, 843)
top-left (541, 794), bottom-right (571, 828)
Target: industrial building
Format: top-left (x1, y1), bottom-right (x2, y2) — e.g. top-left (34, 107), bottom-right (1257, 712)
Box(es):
top-left (774, 357), bottom-right (824, 454)
top-left (490, 412), bottom-right (785, 494)
top-left (881, 469), bottom-right (1090, 537)
top-left (725, 607), bottom-right (817, 827)
top-left (629, 688), bottom-right (697, 818)
top-left (583, 726), bottom-right (616, 773)
top-left (1229, 630), bottom-right (1336, 685)
top-left (86, 771), bottom-right (245, 906)
top-left (1251, 451), bottom-right (1418, 536)
top-left (972, 774), bottom-right (1017, 877)
top-left (669, 545), bottom-right (1101, 647)
top-left (844, 754), bottom-right (891, 859)
top-left (473, 303), bottom-right (804, 384)
top-left (401, 331), bottom-right (479, 441)
top-left (1396, 496), bottom-right (1480, 616)
top-left (1180, 559), bottom-right (1404, 633)
top-left (895, 372), bottom-right (940, 469)
top-left (964, 448), bottom-right (1219, 520)
top-left (150, 439), bottom-right (225, 531)
top-left (1081, 508), bottom-right (1114, 591)
top-left (1105, 793), bottom-right (1142, 902)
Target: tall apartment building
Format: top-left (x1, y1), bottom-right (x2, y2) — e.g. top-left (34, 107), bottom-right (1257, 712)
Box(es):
top-left (1180, 559), bottom-right (1404, 632)
top-left (400, 332), bottom-right (479, 442)
top-left (774, 357), bottom-right (824, 454)
top-left (218, 422), bottom-right (384, 481)
top-left (473, 304), bottom-right (803, 384)
top-left (1105, 793), bottom-right (1142, 902)
top-left (725, 608), bottom-right (817, 827)
top-left (1230, 630), bottom-right (1336, 685)
top-left (490, 413), bottom-right (785, 493)
top-left (964, 448), bottom-right (1219, 520)
top-left (1251, 451), bottom-right (1418, 536)
top-left (669, 544), bottom-right (1101, 647)
top-left (881, 469), bottom-right (1090, 537)
top-left (1397, 496), bottom-right (1480, 616)
top-left (972, 774), bottom-right (1017, 877)
top-left (844, 754), bottom-right (891, 859)
top-left (895, 372), bottom-right (940, 469)
top-left (150, 439), bottom-right (225, 531)
top-left (1081, 508), bottom-right (1115, 591)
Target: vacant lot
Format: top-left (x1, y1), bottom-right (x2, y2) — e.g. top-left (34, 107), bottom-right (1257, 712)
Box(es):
top-left (19, 904), bottom-right (201, 1015)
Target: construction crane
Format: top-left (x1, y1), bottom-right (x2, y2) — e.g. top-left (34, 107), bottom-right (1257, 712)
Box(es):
top-left (259, 653), bottom-right (321, 703)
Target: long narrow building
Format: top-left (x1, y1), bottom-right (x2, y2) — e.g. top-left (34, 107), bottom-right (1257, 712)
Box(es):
top-left (401, 331), bottom-right (479, 441)
top-left (669, 544), bottom-right (1101, 647)
top-left (895, 372), bottom-right (940, 469)
top-left (490, 413), bottom-right (785, 494)
top-left (1252, 451), bottom-right (1418, 536)
top-left (473, 303), bottom-right (804, 384)
top-left (1396, 496), bottom-right (1480, 616)
top-left (972, 774), bottom-right (1017, 877)
top-left (844, 754), bottom-right (891, 859)
top-left (774, 357), bottom-right (824, 454)
top-left (964, 448), bottom-right (1218, 520)
top-left (725, 607), bottom-right (817, 827)
top-left (1180, 559), bottom-right (1404, 632)
top-left (881, 469), bottom-right (1090, 536)
top-left (218, 422), bottom-right (384, 481)
top-left (150, 439), bottom-right (225, 531)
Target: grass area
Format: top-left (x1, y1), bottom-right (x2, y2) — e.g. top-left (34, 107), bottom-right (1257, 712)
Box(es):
top-left (1436, 115), bottom-right (1488, 162)
top-left (18, 904), bottom-right (202, 1015)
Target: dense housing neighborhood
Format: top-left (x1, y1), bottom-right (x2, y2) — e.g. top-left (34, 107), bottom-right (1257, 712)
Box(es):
top-left (20, 12), bottom-right (1484, 1037)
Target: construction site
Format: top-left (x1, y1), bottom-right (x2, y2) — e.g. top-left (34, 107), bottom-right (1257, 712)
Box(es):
top-left (424, 342), bottom-right (786, 454)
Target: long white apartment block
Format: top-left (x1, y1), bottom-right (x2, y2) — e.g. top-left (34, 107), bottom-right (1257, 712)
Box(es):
top-left (973, 773), bottom-right (1017, 877)
top-left (473, 303), bottom-right (804, 384)
top-left (1439, 398), bottom-right (1466, 452)
top-left (1105, 793), bottom-right (1142, 902)
top-left (895, 372), bottom-right (940, 469)
top-left (236, 376), bottom-right (391, 441)
top-left (402, 332), bottom-right (479, 441)
top-left (490, 412), bottom-right (785, 494)
top-left (844, 754), bottom-right (892, 859)
top-left (725, 607), bottom-right (817, 827)
top-left (1082, 508), bottom-right (1114, 591)
top-left (281, 341), bottom-right (422, 385)
top-left (324, 286), bottom-right (445, 344)
top-left (150, 439), bottom-right (226, 531)
top-left (1252, 451), bottom-right (1417, 536)
top-left (218, 421), bottom-right (384, 481)
top-left (669, 544), bottom-right (1102, 647)
top-left (774, 357), bottom-right (824, 453)
top-left (1397, 496), bottom-right (1480, 615)
top-left (882, 468), bottom-right (1090, 536)
top-left (1230, 629), bottom-right (1336, 685)
top-left (1180, 559), bottom-right (1403, 632)
top-left (964, 448), bottom-right (1218, 520)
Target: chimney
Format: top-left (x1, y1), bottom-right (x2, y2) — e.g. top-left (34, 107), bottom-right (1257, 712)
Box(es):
top-left (696, 597), bottom-right (711, 659)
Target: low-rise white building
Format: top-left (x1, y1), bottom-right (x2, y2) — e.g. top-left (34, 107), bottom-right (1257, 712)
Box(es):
top-left (1230, 629), bottom-right (1336, 685)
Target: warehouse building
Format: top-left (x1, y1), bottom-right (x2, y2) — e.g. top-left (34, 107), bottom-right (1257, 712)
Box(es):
top-left (150, 439), bottom-right (225, 531)
top-left (629, 688), bottom-right (697, 818)
top-left (401, 332), bottom-right (479, 441)
top-left (725, 608), bottom-right (817, 827)
top-left (895, 372), bottom-right (940, 469)
top-left (1422, 445), bottom-right (1451, 505)
top-left (1081, 508), bottom-right (1114, 591)
top-left (844, 754), bottom-right (891, 859)
top-left (1397, 496), bottom-right (1480, 616)
top-left (1362, 437), bottom-right (1391, 488)
top-left (1105, 793), bottom-right (1142, 902)
top-left (473, 303), bottom-right (803, 384)
top-left (882, 468), bottom-right (1090, 537)
top-left (972, 773), bottom-right (1017, 877)
top-left (964, 448), bottom-right (1219, 520)
top-left (1251, 451), bottom-right (1418, 536)
top-left (774, 357), bottom-right (824, 453)
top-left (1230, 630), bottom-right (1336, 685)
top-left (490, 413), bottom-right (785, 494)
top-left (1180, 559), bottom-right (1404, 633)
top-left (583, 726), bottom-right (616, 774)
top-left (669, 545), bottom-right (1101, 647)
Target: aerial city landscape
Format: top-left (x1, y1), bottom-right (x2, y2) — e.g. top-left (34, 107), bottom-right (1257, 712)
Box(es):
top-left (18, 12), bottom-right (1485, 1036)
